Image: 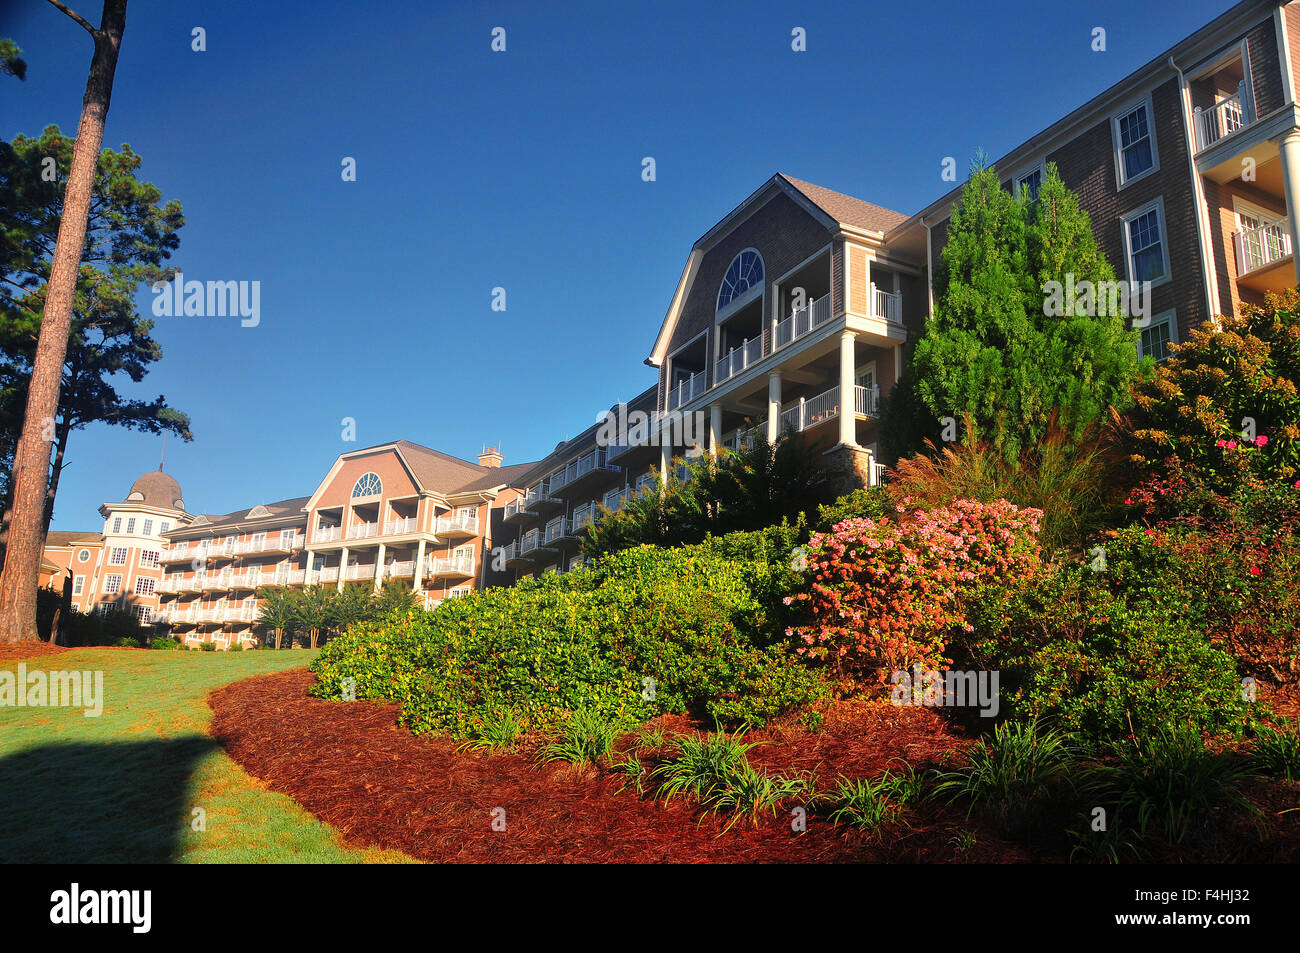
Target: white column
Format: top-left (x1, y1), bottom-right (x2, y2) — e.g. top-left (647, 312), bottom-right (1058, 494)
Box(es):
top-left (1279, 128), bottom-right (1300, 286)
top-left (373, 542), bottom-right (386, 591)
top-left (413, 539), bottom-right (426, 591)
top-left (839, 330), bottom-right (857, 447)
top-left (660, 441), bottom-right (672, 482)
top-left (337, 546), bottom-right (348, 592)
top-left (767, 372), bottom-right (782, 444)
top-left (708, 404), bottom-right (722, 455)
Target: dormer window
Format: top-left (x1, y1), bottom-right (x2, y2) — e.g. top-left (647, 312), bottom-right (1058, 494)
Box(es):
top-left (352, 472), bottom-right (382, 499)
top-left (717, 249), bottom-right (764, 313)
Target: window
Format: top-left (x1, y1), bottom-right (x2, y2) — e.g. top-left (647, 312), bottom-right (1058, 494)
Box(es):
top-left (126, 518), bottom-right (136, 534)
top-left (73, 575), bottom-right (85, 596)
top-left (133, 605), bottom-right (152, 623)
top-left (143, 519), bottom-right (153, 535)
top-left (716, 249), bottom-right (764, 311)
top-left (457, 505), bottom-right (476, 518)
top-left (1122, 200), bottom-right (1170, 285)
top-left (135, 577), bottom-right (156, 596)
top-left (111, 517), bottom-right (122, 534)
top-left (453, 544), bottom-right (474, 559)
top-left (352, 472), bottom-right (382, 498)
top-left (1138, 310), bottom-right (1178, 362)
top-left (1113, 100), bottom-right (1157, 186)
top-left (160, 522), bottom-right (170, 533)
top-left (140, 550), bottom-right (159, 568)
top-left (280, 528), bottom-right (297, 547)
top-left (1016, 164), bottom-right (1043, 199)
top-left (104, 574), bottom-right (123, 595)
top-left (76, 549), bottom-right (90, 563)
top-left (109, 547), bottom-right (128, 566)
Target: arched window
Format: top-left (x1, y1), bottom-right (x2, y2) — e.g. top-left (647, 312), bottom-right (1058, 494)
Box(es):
top-left (351, 472), bottom-right (382, 498)
top-left (716, 249), bottom-right (764, 312)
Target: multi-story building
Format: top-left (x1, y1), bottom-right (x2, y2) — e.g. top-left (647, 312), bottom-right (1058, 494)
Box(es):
top-left (41, 469), bottom-right (191, 623)
top-left (41, 0), bottom-right (1300, 643)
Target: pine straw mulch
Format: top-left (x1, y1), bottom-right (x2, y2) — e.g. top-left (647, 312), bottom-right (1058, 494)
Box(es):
top-left (0, 640), bottom-right (69, 662)
top-left (210, 669), bottom-right (1045, 863)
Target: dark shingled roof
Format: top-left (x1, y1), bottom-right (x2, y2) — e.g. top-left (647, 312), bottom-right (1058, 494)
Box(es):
top-left (125, 470), bottom-right (185, 510)
top-left (45, 531), bottom-right (102, 547)
top-left (778, 174), bottom-right (909, 234)
top-left (184, 496), bottom-right (310, 532)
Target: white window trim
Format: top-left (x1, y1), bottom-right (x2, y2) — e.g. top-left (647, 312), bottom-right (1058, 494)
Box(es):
top-left (665, 328), bottom-right (709, 398)
top-left (1120, 196), bottom-right (1172, 290)
top-left (1013, 159), bottom-right (1045, 197)
top-left (1111, 94), bottom-right (1160, 190)
top-left (72, 575), bottom-right (85, 595)
top-left (1231, 196), bottom-right (1286, 230)
top-left (1136, 308), bottom-right (1179, 360)
top-left (715, 247), bottom-right (766, 319)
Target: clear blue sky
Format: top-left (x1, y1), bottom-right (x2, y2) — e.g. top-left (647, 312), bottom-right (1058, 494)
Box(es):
top-left (1, 0), bottom-right (1230, 529)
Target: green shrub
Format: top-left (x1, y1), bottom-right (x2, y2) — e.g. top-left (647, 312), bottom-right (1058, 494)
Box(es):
top-left (931, 719), bottom-right (1076, 817)
top-left (962, 536), bottom-right (1253, 740)
top-left (828, 765), bottom-right (921, 831)
top-left (117, 636), bottom-right (141, 648)
top-left (149, 636), bottom-right (177, 650)
top-left (199, 641), bottom-right (215, 652)
top-left (816, 486), bottom-right (892, 530)
top-left (1083, 725), bottom-right (1259, 845)
top-left (1251, 719), bottom-right (1300, 782)
top-left (459, 708), bottom-right (523, 753)
top-left (538, 708), bottom-right (623, 766)
top-left (310, 545), bottom-right (826, 738)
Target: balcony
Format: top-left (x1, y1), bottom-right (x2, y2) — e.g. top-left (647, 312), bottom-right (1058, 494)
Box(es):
top-left (871, 285), bottom-right (902, 323)
top-left (435, 512), bottom-right (479, 537)
top-left (722, 424), bottom-right (761, 453)
top-left (346, 521), bottom-right (380, 541)
top-left (313, 525), bottom-right (343, 544)
top-left (547, 448), bottom-right (619, 495)
top-left (1235, 216), bottom-right (1294, 292)
top-left (665, 369), bottom-right (706, 411)
top-left (382, 516), bottom-right (419, 536)
top-left (429, 553), bottom-right (475, 578)
top-left (159, 546), bottom-right (193, 564)
top-left (715, 336), bottom-right (764, 385)
top-left (543, 517), bottom-right (575, 546)
top-left (385, 559), bottom-right (416, 578)
top-left (503, 497), bottom-right (534, 522)
top-left (601, 487), bottom-right (627, 513)
top-left (221, 605), bottom-right (257, 624)
top-left (318, 566), bottom-right (340, 583)
top-left (571, 501), bottom-right (598, 533)
top-left (774, 292), bottom-right (833, 350)
top-left (777, 384), bottom-right (882, 436)
top-left (519, 528), bottom-right (544, 557)
top-left (524, 480), bottom-right (558, 512)
top-left (1194, 83), bottom-right (1250, 153)
top-left (341, 563), bottom-right (374, 582)
top-left (499, 540), bottom-right (529, 566)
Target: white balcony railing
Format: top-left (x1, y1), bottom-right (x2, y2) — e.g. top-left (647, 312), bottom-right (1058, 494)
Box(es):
top-left (715, 336), bottom-right (765, 384)
top-left (504, 497), bottom-right (531, 520)
top-left (346, 521), bottom-right (379, 541)
top-left (313, 525), bottom-right (342, 544)
top-left (1236, 217), bottom-right (1292, 275)
top-left (386, 560), bottom-right (415, 578)
top-left (870, 462), bottom-right (888, 486)
top-left (548, 448), bottom-right (617, 494)
top-left (774, 292), bottom-right (832, 350)
top-left (571, 502), bottom-right (598, 532)
top-left (435, 512), bottom-right (479, 535)
top-left (383, 517), bottom-right (419, 536)
top-left (318, 566), bottom-right (340, 583)
top-left (1195, 82), bottom-right (1250, 151)
top-left (666, 369), bottom-right (706, 411)
top-left (854, 384), bottom-right (882, 418)
top-left (342, 563), bottom-right (373, 581)
top-left (429, 553), bottom-right (475, 577)
top-left (543, 517), bottom-right (570, 545)
top-left (779, 385), bottom-right (841, 435)
top-left (520, 528), bottom-right (540, 555)
top-left (602, 487), bottom-right (627, 512)
top-left (871, 285), bottom-right (902, 323)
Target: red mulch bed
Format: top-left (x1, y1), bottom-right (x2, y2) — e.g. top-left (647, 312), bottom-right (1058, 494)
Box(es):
top-left (210, 671), bottom-right (1300, 863)
top-left (0, 641), bottom-right (68, 662)
top-left (210, 670), bottom-right (1040, 863)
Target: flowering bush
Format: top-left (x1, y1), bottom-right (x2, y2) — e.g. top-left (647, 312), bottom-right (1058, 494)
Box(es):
top-left (784, 498), bottom-right (1042, 678)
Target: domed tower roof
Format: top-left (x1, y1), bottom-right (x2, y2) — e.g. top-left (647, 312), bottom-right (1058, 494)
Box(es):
top-left (124, 469), bottom-right (185, 511)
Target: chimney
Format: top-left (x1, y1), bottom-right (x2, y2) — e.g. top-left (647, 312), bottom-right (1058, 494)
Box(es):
top-left (478, 445), bottom-right (504, 468)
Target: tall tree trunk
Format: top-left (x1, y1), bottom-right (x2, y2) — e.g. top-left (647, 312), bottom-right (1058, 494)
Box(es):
top-left (0, 1), bottom-right (128, 642)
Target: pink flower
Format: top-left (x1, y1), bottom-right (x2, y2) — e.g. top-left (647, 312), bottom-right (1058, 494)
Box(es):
top-left (1249, 567), bottom-right (1261, 576)
top-left (1256, 435), bottom-right (1269, 447)
top-left (1226, 441), bottom-right (1238, 449)
top-left (1124, 498), bottom-right (1132, 505)
top-left (1216, 439), bottom-right (1226, 447)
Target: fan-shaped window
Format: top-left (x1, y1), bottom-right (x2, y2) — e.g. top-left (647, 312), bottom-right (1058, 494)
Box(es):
top-left (127, 491), bottom-right (144, 501)
top-left (717, 249), bottom-right (764, 312)
top-left (351, 472), bottom-right (382, 498)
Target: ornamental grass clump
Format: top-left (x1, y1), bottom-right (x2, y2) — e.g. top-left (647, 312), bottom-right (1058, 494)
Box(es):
top-left (785, 498), bottom-right (1042, 678)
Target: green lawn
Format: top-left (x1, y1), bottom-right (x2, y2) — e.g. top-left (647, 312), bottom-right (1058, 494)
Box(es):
top-left (0, 647), bottom-right (413, 863)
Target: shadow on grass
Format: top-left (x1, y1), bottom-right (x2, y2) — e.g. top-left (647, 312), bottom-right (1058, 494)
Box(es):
top-left (0, 736), bottom-right (218, 863)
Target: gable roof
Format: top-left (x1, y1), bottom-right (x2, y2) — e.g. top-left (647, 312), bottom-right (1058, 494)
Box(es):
top-left (778, 174), bottom-right (909, 234)
top-left (170, 496), bottom-right (310, 535)
top-left (648, 173), bottom-right (908, 367)
top-left (45, 531), bottom-right (102, 547)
